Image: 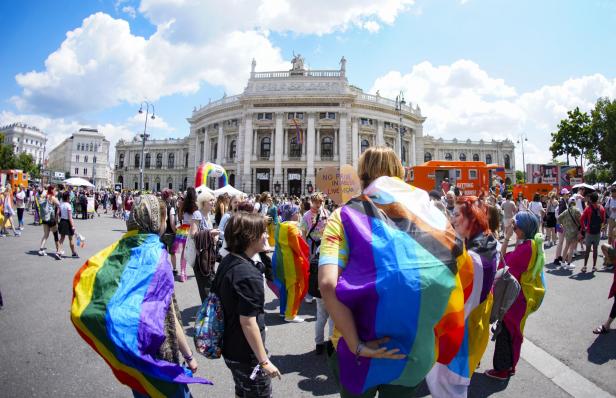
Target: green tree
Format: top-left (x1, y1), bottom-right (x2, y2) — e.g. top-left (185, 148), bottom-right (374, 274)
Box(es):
top-left (550, 107), bottom-right (595, 167)
top-left (15, 152), bottom-right (39, 178)
top-left (590, 97), bottom-right (616, 180)
top-left (516, 170), bottom-right (525, 183)
top-left (0, 133), bottom-right (17, 169)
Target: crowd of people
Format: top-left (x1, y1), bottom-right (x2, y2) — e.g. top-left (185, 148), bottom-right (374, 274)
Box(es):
top-left (4, 147), bottom-right (616, 397)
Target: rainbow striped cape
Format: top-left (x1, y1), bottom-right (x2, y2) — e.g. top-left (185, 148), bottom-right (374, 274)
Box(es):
top-left (427, 235), bottom-right (498, 397)
top-left (502, 234), bottom-right (546, 367)
top-left (271, 222), bottom-right (310, 319)
top-left (70, 230), bottom-right (211, 397)
top-left (331, 177), bottom-right (465, 394)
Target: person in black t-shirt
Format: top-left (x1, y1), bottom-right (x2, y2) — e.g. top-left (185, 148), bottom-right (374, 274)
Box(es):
top-left (217, 212), bottom-right (281, 398)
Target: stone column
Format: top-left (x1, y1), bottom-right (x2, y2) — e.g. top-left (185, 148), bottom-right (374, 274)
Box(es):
top-left (274, 112), bottom-right (283, 187)
top-left (339, 113), bottom-right (348, 168)
top-left (316, 129), bottom-right (321, 161)
top-left (352, 117), bottom-right (359, 169)
top-left (306, 113), bottom-right (316, 182)
top-left (334, 129), bottom-right (339, 158)
top-left (413, 124), bottom-right (421, 166)
top-left (242, 113), bottom-right (253, 193)
top-left (283, 129), bottom-right (288, 160)
top-left (252, 129), bottom-right (258, 160)
top-left (217, 124), bottom-right (224, 164)
top-left (269, 130), bottom-right (274, 161)
top-left (377, 120), bottom-right (384, 146)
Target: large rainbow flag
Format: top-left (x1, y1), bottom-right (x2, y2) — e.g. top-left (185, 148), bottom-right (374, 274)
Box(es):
top-left (271, 222), bottom-right (310, 319)
top-left (70, 230), bottom-right (211, 397)
top-left (502, 234), bottom-right (546, 368)
top-left (427, 235), bottom-right (498, 397)
top-left (324, 176), bottom-right (466, 395)
top-left (195, 162), bottom-right (227, 188)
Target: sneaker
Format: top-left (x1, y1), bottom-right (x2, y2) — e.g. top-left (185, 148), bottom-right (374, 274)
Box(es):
top-left (284, 316), bottom-right (305, 323)
top-left (54, 252), bottom-right (62, 260)
top-left (485, 369), bottom-right (511, 380)
top-left (38, 249), bottom-right (46, 256)
top-left (554, 258), bottom-right (561, 266)
top-left (14, 231), bottom-right (21, 237)
top-left (568, 263), bottom-right (576, 271)
top-left (315, 343), bottom-right (325, 355)
top-left (72, 253), bottom-right (80, 259)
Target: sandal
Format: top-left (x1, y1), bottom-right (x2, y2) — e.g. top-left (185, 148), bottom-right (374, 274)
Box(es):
top-left (581, 266), bottom-right (587, 273)
top-left (593, 325), bottom-right (609, 334)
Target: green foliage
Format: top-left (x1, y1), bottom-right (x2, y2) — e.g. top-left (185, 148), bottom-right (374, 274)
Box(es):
top-left (0, 133), bottom-right (40, 178)
top-left (590, 97), bottom-right (616, 179)
top-left (550, 107), bottom-right (595, 167)
top-left (516, 170), bottom-right (525, 183)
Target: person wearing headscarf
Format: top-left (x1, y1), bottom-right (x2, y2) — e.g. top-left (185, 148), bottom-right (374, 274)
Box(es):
top-left (427, 196), bottom-right (498, 398)
top-left (485, 211), bottom-right (546, 380)
top-left (271, 202), bottom-right (310, 322)
top-left (71, 195), bottom-right (210, 397)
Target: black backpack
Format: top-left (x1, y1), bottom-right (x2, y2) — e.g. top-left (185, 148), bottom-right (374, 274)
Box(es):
top-left (589, 206), bottom-right (602, 234)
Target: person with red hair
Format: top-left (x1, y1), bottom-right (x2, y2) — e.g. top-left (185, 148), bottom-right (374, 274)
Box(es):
top-left (427, 195), bottom-right (498, 397)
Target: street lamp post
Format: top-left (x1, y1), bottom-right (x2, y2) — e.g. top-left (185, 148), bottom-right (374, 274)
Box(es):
top-left (395, 91), bottom-right (406, 164)
top-left (517, 134), bottom-right (528, 182)
top-left (138, 101), bottom-right (156, 191)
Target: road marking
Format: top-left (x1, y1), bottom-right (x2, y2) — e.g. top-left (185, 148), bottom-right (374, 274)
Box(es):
top-left (522, 338), bottom-right (614, 398)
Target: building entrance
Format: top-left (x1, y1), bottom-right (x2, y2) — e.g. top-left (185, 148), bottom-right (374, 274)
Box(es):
top-left (256, 169), bottom-right (270, 194)
top-left (287, 169), bottom-right (302, 196)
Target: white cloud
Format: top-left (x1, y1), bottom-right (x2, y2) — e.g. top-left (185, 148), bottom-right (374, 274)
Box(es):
top-left (122, 6), bottom-right (137, 18)
top-left (11, 1), bottom-right (416, 117)
top-left (371, 60), bottom-right (616, 168)
top-left (0, 111), bottom-right (174, 163)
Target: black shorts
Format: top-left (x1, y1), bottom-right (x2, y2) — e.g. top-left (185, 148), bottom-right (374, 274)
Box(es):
top-left (161, 233), bottom-right (176, 255)
top-left (58, 219), bottom-right (74, 236)
top-left (224, 358), bottom-right (272, 398)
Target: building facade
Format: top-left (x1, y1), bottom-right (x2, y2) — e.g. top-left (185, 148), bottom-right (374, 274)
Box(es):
top-left (186, 55), bottom-right (426, 195)
top-left (422, 135), bottom-right (516, 184)
top-left (114, 137), bottom-right (191, 191)
top-left (0, 123), bottom-right (47, 165)
top-left (47, 128), bottom-right (112, 188)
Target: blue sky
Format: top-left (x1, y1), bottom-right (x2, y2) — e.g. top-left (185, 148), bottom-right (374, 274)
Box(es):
top-left (1, 0), bottom-right (615, 167)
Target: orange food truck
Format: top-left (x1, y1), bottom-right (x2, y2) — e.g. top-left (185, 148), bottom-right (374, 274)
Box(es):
top-left (0, 169), bottom-right (29, 190)
top-left (405, 161), bottom-right (506, 196)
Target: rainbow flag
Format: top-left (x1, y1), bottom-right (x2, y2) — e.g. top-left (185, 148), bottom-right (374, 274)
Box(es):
top-left (327, 177), bottom-right (465, 395)
top-left (427, 236), bottom-right (499, 397)
top-left (271, 222), bottom-right (310, 319)
top-left (71, 230), bottom-right (211, 397)
top-left (502, 234), bottom-right (546, 367)
top-left (291, 118), bottom-right (303, 144)
top-left (195, 162), bottom-right (228, 188)
top-left (173, 223), bottom-right (190, 253)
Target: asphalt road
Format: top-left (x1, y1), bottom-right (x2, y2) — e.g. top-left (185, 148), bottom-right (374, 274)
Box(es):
top-left (0, 211), bottom-right (614, 397)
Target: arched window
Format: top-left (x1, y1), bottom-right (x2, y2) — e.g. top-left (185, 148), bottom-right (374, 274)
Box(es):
top-left (119, 153), bottom-right (125, 168)
top-left (360, 139), bottom-right (369, 154)
top-left (118, 176), bottom-right (124, 185)
top-left (290, 137), bottom-right (302, 158)
top-left (473, 153), bottom-right (479, 161)
top-left (504, 154), bottom-right (511, 169)
top-left (156, 153), bottom-right (163, 169)
top-left (145, 153), bottom-right (151, 168)
top-left (459, 153), bottom-right (467, 161)
top-left (93, 156), bottom-right (97, 164)
top-left (211, 143), bottom-right (218, 160)
top-left (168, 153), bottom-right (175, 169)
top-left (229, 140), bottom-right (236, 160)
top-left (167, 177), bottom-right (173, 189)
top-left (401, 146), bottom-right (407, 164)
top-left (260, 137), bottom-right (271, 159)
top-left (321, 136), bottom-right (333, 159)
top-left (185, 153), bottom-right (189, 168)
top-left (424, 152), bottom-right (432, 162)
top-left (445, 152), bottom-right (452, 161)
top-left (134, 153), bottom-right (140, 168)
top-left (486, 154), bottom-right (492, 164)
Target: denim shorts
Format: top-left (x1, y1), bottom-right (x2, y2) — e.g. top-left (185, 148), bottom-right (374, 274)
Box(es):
top-left (585, 233), bottom-right (601, 248)
top-left (224, 358), bottom-right (272, 398)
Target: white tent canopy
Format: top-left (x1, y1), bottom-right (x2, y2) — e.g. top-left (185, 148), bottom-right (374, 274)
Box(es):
top-left (63, 177), bottom-right (95, 188)
top-left (214, 184), bottom-right (244, 197)
top-left (572, 183), bottom-right (595, 191)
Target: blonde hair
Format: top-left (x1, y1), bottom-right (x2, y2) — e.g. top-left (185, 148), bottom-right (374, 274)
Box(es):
top-left (310, 192), bottom-right (324, 203)
top-left (357, 146), bottom-right (404, 189)
top-left (197, 190), bottom-right (215, 208)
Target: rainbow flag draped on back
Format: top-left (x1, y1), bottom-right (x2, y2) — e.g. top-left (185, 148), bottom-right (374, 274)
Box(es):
top-left (271, 222), bottom-right (310, 319)
top-left (502, 234), bottom-right (546, 368)
top-left (427, 235), bottom-right (498, 397)
top-left (70, 230), bottom-right (212, 397)
top-left (325, 177), bottom-right (466, 395)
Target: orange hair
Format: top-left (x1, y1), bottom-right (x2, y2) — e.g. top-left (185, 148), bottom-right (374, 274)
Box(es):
top-left (456, 195), bottom-right (490, 238)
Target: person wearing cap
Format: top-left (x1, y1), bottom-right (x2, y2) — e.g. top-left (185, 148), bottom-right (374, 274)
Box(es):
top-left (557, 197), bottom-right (582, 270)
